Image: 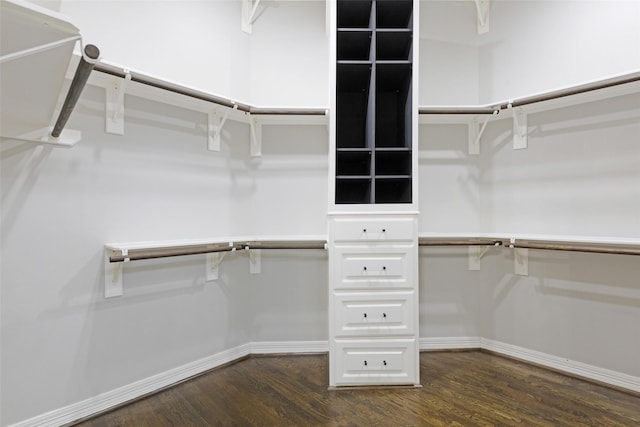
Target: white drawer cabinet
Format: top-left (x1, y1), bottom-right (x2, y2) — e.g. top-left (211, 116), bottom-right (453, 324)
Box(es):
top-left (329, 214), bottom-right (419, 387)
top-left (333, 340), bottom-right (418, 386)
top-left (333, 291), bottom-right (416, 337)
top-left (331, 217), bottom-right (415, 243)
top-left (335, 248), bottom-right (414, 289)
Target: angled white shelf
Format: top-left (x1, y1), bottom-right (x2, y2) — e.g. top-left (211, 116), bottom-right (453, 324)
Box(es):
top-left (0, 0), bottom-right (83, 146)
top-left (104, 234), bottom-right (328, 298)
top-left (418, 69), bottom-right (640, 153)
top-left (419, 232), bottom-right (640, 275)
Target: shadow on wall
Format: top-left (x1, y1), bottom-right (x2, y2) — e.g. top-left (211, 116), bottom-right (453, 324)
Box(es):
top-left (489, 249), bottom-right (640, 308)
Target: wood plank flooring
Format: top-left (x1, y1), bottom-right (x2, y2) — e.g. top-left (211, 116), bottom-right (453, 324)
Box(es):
top-left (73, 351), bottom-right (640, 426)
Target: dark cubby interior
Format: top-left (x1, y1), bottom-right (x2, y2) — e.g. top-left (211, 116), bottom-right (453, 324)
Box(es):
top-left (337, 63), bottom-right (371, 148)
top-left (338, 30), bottom-right (372, 60)
top-left (375, 149), bottom-right (411, 176)
top-left (375, 63), bottom-right (412, 148)
top-left (376, 0), bottom-right (412, 29)
top-left (336, 178), bottom-right (372, 204)
top-left (337, 150), bottom-right (372, 176)
top-left (376, 30), bottom-right (412, 60)
top-left (336, 0), bottom-right (413, 204)
top-left (375, 178), bottom-right (412, 204)
top-left (337, 0), bottom-right (372, 28)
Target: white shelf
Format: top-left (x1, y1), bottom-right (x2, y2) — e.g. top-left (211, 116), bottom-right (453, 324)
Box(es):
top-left (0, 0), bottom-right (82, 146)
top-left (105, 234), bottom-right (328, 253)
top-left (418, 232), bottom-right (640, 248)
top-left (87, 58), bottom-right (329, 126)
top-left (419, 69), bottom-right (640, 124)
top-left (104, 234), bottom-right (328, 298)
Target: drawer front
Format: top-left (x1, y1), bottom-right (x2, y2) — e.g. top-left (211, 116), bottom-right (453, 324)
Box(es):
top-left (333, 340), bottom-right (418, 386)
top-left (331, 217), bottom-right (416, 243)
top-left (334, 292), bottom-right (416, 337)
top-left (334, 248), bottom-right (414, 289)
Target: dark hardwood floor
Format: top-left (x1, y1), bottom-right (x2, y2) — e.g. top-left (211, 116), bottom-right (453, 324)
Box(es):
top-left (73, 351), bottom-right (640, 426)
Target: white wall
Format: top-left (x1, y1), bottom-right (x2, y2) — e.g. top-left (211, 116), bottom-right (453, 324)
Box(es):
top-left (59, 0), bottom-right (329, 107)
top-left (419, 1), bottom-right (479, 104)
top-left (249, 1), bottom-right (329, 107)
top-left (479, 93), bottom-right (640, 237)
top-left (477, 0), bottom-right (640, 103)
top-left (0, 85), bottom-right (330, 426)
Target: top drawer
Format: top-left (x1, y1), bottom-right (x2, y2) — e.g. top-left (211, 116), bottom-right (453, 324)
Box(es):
top-left (331, 216), bottom-right (416, 243)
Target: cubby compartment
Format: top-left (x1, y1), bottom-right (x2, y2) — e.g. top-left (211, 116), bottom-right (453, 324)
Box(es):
top-left (337, 150), bottom-right (372, 176)
top-left (337, 63), bottom-right (372, 149)
top-left (376, 30), bottom-right (412, 61)
top-left (375, 63), bottom-right (412, 148)
top-left (375, 178), bottom-right (412, 204)
top-left (375, 149), bottom-right (411, 176)
top-left (337, 0), bottom-right (373, 28)
top-left (338, 30), bottom-right (372, 61)
top-left (335, 0), bottom-right (413, 205)
top-left (336, 178), bottom-right (372, 204)
top-left (376, 0), bottom-right (412, 29)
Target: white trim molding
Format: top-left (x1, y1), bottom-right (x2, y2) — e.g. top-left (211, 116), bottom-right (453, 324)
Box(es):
top-left (9, 338), bottom-right (640, 427)
top-left (420, 336), bottom-right (482, 351)
top-left (480, 338), bottom-right (640, 394)
top-left (251, 340), bottom-right (329, 354)
top-left (8, 344), bottom-right (251, 427)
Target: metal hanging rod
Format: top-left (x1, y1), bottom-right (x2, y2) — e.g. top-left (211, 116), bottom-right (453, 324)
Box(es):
top-left (498, 72), bottom-right (640, 109)
top-left (94, 62), bottom-right (252, 113)
top-left (109, 243), bottom-right (241, 263)
top-left (511, 242), bottom-right (640, 256)
top-left (419, 107), bottom-right (500, 115)
top-left (109, 240), bottom-right (328, 263)
top-left (419, 71), bottom-right (640, 116)
top-left (242, 240), bottom-right (327, 250)
top-left (419, 238), bottom-right (503, 247)
top-left (51, 44), bottom-right (100, 138)
top-left (93, 62), bottom-right (327, 116)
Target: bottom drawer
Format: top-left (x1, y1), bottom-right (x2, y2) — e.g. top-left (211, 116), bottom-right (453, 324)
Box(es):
top-left (333, 339), bottom-right (418, 386)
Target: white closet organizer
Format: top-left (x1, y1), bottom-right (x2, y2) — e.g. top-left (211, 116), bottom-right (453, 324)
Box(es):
top-left (328, 0), bottom-right (421, 388)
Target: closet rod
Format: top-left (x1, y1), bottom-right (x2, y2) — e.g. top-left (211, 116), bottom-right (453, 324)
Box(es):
top-left (93, 63), bottom-right (327, 116)
top-left (419, 107), bottom-right (500, 115)
top-left (419, 239), bottom-right (503, 247)
top-left (109, 240), bottom-right (327, 263)
top-left (242, 241), bottom-right (327, 250)
top-left (512, 242), bottom-right (640, 256)
top-left (109, 243), bottom-right (242, 263)
top-left (499, 73), bottom-right (640, 109)
top-left (51, 44), bottom-right (100, 138)
top-left (94, 62), bottom-right (252, 112)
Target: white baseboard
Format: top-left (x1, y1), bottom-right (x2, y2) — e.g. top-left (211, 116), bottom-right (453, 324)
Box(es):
top-left (480, 338), bottom-right (640, 394)
top-left (9, 338), bottom-right (640, 427)
top-left (251, 340), bottom-right (328, 354)
top-left (8, 344), bottom-right (251, 427)
top-left (420, 336), bottom-right (481, 350)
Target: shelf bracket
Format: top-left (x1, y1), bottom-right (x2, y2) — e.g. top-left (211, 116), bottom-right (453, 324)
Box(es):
top-left (473, 0), bottom-right (490, 34)
top-left (508, 103), bottom-right (528, 150)
top-left (104, 249), bottom-right (125, 298)
top-left (206, 252), bottom-right (226, 281)
top-left (248, 248), bottom-right (262, 274)
top-left (250, 116), bottom-right (262, 157)
top-left (468, 242), bottom-right (500, 270)
top-left (507, 238), bottom-right (529, 275)
top-left (208, 105), bottom-right (235, 152)
top-left (241, 0), bottom-right (262, 34)
top-left (105, 70), bottom-right (130, 135)
top-left (468, 110), bottom-right (497, 155)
